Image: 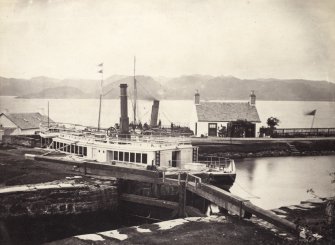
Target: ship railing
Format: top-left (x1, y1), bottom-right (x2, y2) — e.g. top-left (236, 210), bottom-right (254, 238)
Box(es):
top-left (201, 158), bottom-right (234, 170)
top-left (185, 173), bottom-right (202, 189)
top-left (108, 135), bottom-right (192, 146)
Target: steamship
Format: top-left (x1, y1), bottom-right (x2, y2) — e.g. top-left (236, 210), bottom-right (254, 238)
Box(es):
top-left (40, 84), bottom-right (236, 189)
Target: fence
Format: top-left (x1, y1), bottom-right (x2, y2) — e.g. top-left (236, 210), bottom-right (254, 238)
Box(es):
top-left (272, 128), bottom-right (335, 138)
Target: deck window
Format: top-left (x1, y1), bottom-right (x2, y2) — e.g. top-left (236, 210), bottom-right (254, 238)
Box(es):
top-left (75, 145), bottom-right (79, 154)
top-left (79, 146), bottom-right (83, 155)
top-left (125, 152), bottom-right (129, 162)
top-left (113, 151), bottom-right (118, 160)
top-left (142, 154), bottom-right (147, 164)
top-left (83, 147), bottom-right (87, 156)
top-left (130, 153), bottom-right (135, 162)
top-left (119, 151), bottom-right (124, 161)
top-left (71, 145), bottom-right (75, 153)
top-left (60, 143), bottom-right (64, 150)
top-left (136, 153), bottom-right (141, 163)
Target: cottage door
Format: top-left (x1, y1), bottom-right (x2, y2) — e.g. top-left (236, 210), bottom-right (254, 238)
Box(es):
top-left (208, 123), bottom-right (217, 136)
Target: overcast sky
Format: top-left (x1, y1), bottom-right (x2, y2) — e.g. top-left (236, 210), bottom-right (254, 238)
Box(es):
top-left (0, 0), bottom-right (334, 81)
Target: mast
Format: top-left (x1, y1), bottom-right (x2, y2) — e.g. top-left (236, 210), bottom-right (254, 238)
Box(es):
top-left (47, 101), bottom-right (49, 128)
top-left (133, 56), bottom-right (137, 125)
top-left (98, 63), bottom-right (104, 130)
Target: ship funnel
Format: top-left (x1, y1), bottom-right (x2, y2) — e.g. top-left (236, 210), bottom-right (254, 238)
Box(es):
top-left (119, 84), bottom-right (129, 136)
top-left (150, 100), bottom-right (160, 127)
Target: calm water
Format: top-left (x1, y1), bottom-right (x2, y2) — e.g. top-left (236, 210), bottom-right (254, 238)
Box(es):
top-left (231, 156), bottom-right (335, 209)
top-left (0, 96), bottom-right (335, 128)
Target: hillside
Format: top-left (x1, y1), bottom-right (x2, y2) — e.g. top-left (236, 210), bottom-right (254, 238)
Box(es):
top-left (1, 75), bottom-right (334, 101)
top-left (19, 86), bottom-right (88, 99)
top-left (165, 76), bottom-right (335, 101)
top-left (0, 76), bottom-right (57, 96)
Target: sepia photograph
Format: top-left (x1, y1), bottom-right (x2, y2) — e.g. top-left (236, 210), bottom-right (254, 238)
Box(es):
top-left (0, 0), bottom-right (334, 244)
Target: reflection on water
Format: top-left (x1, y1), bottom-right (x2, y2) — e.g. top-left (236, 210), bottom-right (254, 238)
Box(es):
top-left (230, 156), bottom-right (335, 210)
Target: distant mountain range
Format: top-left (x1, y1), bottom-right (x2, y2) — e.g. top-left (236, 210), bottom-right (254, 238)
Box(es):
top-left (1, 75), bottom-right (334, 101)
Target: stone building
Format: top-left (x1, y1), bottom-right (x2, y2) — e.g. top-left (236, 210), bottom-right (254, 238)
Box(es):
top-left (189, 91), bottom-right (261, 137)
top-left (0, 112), bottom-right (53, 135)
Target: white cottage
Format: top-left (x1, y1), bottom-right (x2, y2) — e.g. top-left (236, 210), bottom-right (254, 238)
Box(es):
top-left (189, 91), bottom-right (261, 137)
top-left (0, 112), bottom-right (53, 135)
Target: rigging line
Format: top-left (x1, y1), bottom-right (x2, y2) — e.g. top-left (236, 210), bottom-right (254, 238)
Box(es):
top-left (235, 181), bottom-right (260, 199)
top-left (103, 88), bottom-right (114, 97)
top-left (160, 110), bottom-right (172, 123)
top-left (137, 80), bottom-right (157, 99)
top-left (223, 174), bottom-right (260, 199)
top-left (128, 90), bottom-right (143, 122)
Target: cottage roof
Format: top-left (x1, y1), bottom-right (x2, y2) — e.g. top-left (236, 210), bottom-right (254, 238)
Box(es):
top-left (196, 102), bottom-right (261, 122)
top-left (1, 112), bottom-right (53, 130)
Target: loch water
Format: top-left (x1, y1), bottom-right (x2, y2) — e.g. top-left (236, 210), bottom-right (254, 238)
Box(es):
top-left (1, 96), bottom-right (335, 128)
top-left (231, 155), bottom-right (335, 209)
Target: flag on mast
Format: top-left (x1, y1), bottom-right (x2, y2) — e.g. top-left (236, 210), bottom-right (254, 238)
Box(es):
top-left (98, 63), bottom-right (103, 67)
top-left (305, 109), bottom-right (316, 116)
top-left (98, 69), bottom-right (103, 73)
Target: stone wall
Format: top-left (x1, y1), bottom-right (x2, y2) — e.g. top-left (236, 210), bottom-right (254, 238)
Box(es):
top-left (2, 135), bottom-right (37, 148)
top-left (0, 182), bottom-right (118, 218)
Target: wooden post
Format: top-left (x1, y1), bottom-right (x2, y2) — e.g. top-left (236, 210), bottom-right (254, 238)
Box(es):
top-left (84, 162), bottom-right (87, 175)
top-left (178, 181), bottom-right (186, 217)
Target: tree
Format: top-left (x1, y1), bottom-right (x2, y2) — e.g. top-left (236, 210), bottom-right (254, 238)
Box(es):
top-left (267, 117), bottom-right (280, 129)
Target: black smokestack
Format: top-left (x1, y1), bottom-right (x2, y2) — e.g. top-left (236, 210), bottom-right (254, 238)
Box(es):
top-left (150, 100), bottom-right (160, 127)
top-left (119, 84), bottom-right (129, 136)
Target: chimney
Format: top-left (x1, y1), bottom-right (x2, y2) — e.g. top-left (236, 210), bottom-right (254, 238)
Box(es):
top-left (249, 90), bottom-right (256, 106)
top-left (119, 84), bottom-right (129, 136)
top-left (150, 100), bottom-right (160, 127)
top-left (194, 90), bottom-right (200, 105)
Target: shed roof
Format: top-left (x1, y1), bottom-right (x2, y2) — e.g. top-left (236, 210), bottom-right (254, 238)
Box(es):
top-left (196, 102), bottom-right (261, 122)
top-left (1, 112), bottom-right (53, 130)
